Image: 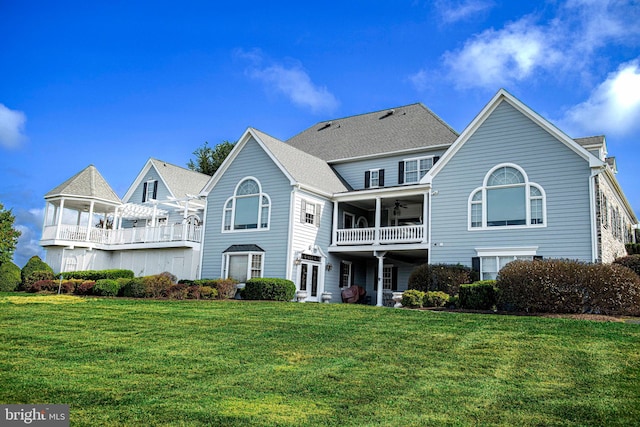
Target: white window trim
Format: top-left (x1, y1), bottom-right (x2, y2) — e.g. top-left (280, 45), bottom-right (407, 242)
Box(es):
top-left (468, 163), bottom-right (547, 231)
top-left (475, 247), bottom-right (538, 280)
top-left (340, 260), bottom-right (352, 288)
top-left (356, 216), bottom-right (369, 228)
top-left (221, 177), bottom-right (271, 233)
top-left (144, 179), bottom-right (156, 202)
top-left (221, 251), bottom-right (265, 283)
top-left (403, 155), bottom-right (435, 184)
top-left (368, 168), bottom-right (381, 188)
top-left (382, 263), bottom-right (394, 290)
top-left (301, 199), bottom-right (321, 227)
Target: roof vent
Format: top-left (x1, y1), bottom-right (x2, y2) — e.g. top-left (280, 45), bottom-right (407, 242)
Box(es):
top-left (380, 109), bottom-right (395, 119)
top-left (318, 121), bottom-right (332, 131)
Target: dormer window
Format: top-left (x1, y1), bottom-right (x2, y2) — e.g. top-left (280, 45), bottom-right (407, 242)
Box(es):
top-left (365, 169), bottom-right (384, 188)
top-left (399, 156), bottom-right (438, 184)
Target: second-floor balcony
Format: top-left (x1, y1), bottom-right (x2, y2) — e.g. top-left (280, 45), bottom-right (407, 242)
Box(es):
top-left (335, 224), bottom-right (424, 245)
top-left (331, 187), bottom-right (431, 248)
top-left (41, 223), bottom-right (202, 248)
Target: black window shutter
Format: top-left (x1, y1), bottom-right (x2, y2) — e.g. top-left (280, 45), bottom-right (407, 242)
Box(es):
top-left (392, 266), bottom-right (398, 291)
top-left (364, 171), bottom-right (370, 188)
top-left (142, 182), bottom-right (148, 202)
top-left (373, 266), bottom-right (378, 291)
top-left (433, 156), bottom-right (440, 164)
top-left (339, 262), bottom-right (346, 287)
top-left (472, 257), bottom-right (480, 273)
top-left (350, 265), bottom-right (355, 287)
top-left (152, 181), bottom-right (158, 200)
top-left (379, 169), bottom-right (385, 187)
top-left (398, 162), bottom-right (404, 184)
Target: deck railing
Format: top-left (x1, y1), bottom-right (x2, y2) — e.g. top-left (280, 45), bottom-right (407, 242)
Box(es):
top-left (42, 223), bottom-right (202, 246)
top-left (336, 224), bottom-right (425, 245)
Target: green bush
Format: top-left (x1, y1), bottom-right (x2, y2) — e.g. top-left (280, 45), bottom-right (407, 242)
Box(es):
top-left (408, 263), bottom-right (473, 295)
top-left (242, 278), bottom-right (296, 301)
top-left (59, 269), bottom-right (134, 281)
top-left (0, 261), bottom-right (21, 291)
top-left (190, 279), bottom-right (238, 299)
top-left (199, 286), bottom-right (217, 300)
top-left (120, 278), bottom-right (146, 298)
top-left (613, 255), bottom-right (640, 277)
top-left (459, 281), bottom-right (497, 310)
top-left (93, 279), bottom-right (122, 297)
top-left (401, 289), bottom-right (424, 308)
top-left (423, 291), bottom-right (449, 308)
top-left (21, 256), bottom-right (53, 289)
top-left (448, 294), bottom-right (459, 308)
top-left (497, 259), bottom-right (640, 315)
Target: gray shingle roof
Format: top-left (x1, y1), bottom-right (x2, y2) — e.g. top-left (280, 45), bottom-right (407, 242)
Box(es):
top-left (45, 165), bottom-right (121, 204)
top-left (150, 158), bottom-right (211, 199)
top-left (286, 103), bottom-right (459, 161)
top-left (574, 135), bottom-right (605, 148)
top-left (252, 128), bottom-right (351, 194)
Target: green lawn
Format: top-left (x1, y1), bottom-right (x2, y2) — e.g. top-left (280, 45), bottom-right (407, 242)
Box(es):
top-left (1, 293), bottom-right (639, 426)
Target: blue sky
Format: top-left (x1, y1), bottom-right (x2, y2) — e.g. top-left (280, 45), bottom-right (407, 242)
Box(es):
top-left (1, 0), bottom-right (639, 267)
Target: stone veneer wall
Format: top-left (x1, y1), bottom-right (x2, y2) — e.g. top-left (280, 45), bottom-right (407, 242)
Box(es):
top-left (595, 174), bottom-right (633, 263)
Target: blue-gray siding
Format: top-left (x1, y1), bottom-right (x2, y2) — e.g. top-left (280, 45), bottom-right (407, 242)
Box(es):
top-left (200, 137), bottom-right (293, 279)
top-left (431, 101), bottom-right (593, 265)
top-left (332, 149), bottom-right (447, 190)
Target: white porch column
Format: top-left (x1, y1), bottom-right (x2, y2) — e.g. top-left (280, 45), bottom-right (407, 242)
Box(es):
top-left (422, 192), bottom-right (429, 243)
top-left (55, 199), bottom-right (65, 239)
top-left (374, 197), bottom-right (381, 245)
top-left (375, 251), bottom-right (386, 307)
top-left (332, 200), bottom-right (338, 245)
top-left (85, 200), bottom-right (95, 241)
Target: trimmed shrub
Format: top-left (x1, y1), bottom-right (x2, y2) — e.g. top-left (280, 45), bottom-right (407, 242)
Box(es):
top-left (0, 261), bottom-right (21, 291)
top-left (59, 269), bottom-right (135, 281)
top-left (401, 289), bottom-right (424, 308)
top-left (497, 259), bottom-right (640, 315)
top-left (423, 291), bottom-right (449, 308)
top-left (93, 279), bottom-right (122, 297)
top-left (584, 263), bottom-right (640, 316)
top-left (26, 279), bottom-right (59, 293)
top-left (120, 278), bottom-right (146, 298)
top-left (408, 263), bottom-right (473, 295)
top-left (626, 243), bottom-right (640, 255)
top-left (23, 271), bottom-right (55, 290)
top-left (167, 283), bottom-right (189, 300)
top-left (448, 294), bottom-right (459, 309)
top-left (214, 278), bottom-right (238, 299)
top-left (613, 255), bottom-right (640, 278)
top-left (141, 274), bottom-right (174, 298)
top-left (242, 278), bottom-right (296, 301)
top-left (21, 256), bottom-right (53, 289)
top-left (199, 286), bottom-right (217, 300)
top-left (459, 281), bottom-right (497, 310)
top-left (74, 281), bottom-right (96, 295)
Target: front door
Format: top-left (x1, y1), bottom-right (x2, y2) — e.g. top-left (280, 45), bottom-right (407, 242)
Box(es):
top-left (298, 254), bottom-right (322, 302)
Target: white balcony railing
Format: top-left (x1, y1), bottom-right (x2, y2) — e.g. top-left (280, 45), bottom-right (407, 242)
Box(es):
top-left (42, 223), bottom-right (202, 246)
top-left (336, 224), bottom-right (424, 245)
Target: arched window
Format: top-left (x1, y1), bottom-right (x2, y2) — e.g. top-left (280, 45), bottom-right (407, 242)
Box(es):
top-left (223, 178), bottom-right (270, 231)
top-left (469, 164), bottom-right (546, 229)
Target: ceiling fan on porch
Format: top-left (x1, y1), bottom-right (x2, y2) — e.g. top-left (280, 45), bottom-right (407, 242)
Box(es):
top-left (393, 200), bottom-right (407, 216)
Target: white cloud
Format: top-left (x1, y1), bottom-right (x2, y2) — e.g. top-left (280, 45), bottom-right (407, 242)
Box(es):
top-left (438, 0), bottom-right (640, 90)
top-left (0, 103), bottom-right (27, 148)
top-left (558, 60), bottom-right (640, 137)
top-left (237, 49), bottom-right (339, 114)
top-left (443, 19), bottom-right (562, 89)
top-left (437, 0), bottom-right (494, 24)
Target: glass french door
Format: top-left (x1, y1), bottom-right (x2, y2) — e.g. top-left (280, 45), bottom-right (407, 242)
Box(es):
top-left (299, 262), bottom-right (319, 301)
